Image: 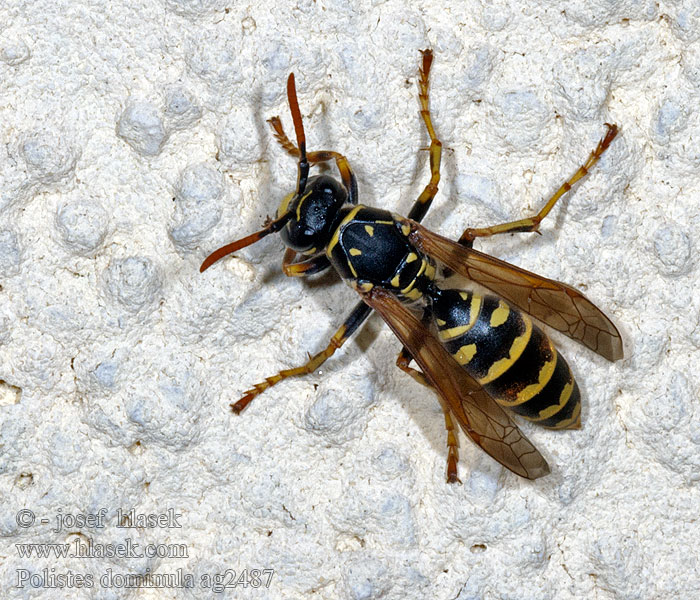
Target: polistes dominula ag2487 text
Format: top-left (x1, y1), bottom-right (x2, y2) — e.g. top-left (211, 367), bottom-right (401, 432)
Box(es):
top-left (200, 50), bottom-right (623, 481)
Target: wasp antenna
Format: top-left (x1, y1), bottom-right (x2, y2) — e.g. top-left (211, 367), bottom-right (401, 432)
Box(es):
top-left (287, 73), bottom-right (309, 195)
top-left (200, 211), bottom-right (292, 273)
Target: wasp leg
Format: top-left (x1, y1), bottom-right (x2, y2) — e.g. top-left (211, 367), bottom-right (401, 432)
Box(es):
top-left (268, 117), bottom-right (358, 203)
top-left (407, 49), bottom-right (443, 224)
top-left (458, 123), bottom-right (619, 247)
top-left (397, 346), bottom-right (461, 484)
top-left (231, 300), bottom-right (372, 413)
top-left (282, 248), bottom-right (331, 277)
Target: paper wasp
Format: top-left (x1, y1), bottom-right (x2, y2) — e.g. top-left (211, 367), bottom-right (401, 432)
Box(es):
top-left (200, 50), bottom-right (623, 481)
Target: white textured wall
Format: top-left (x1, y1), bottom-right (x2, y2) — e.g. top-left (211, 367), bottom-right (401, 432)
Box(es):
top-left (1, 1), bottom-right (699, 598)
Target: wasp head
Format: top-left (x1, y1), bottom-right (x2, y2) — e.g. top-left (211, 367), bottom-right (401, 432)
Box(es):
top-left (276, 175), bottom-right (347, 254)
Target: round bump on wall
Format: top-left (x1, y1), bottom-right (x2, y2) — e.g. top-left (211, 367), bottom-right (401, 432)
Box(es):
top-left (20, 131), bottom-right (79, 184)
top-left (116, 101), bottom-right (169, 157)
top-left (162, 86), bottom-right (202, 131)
top-left (169, 163), bottom-right (224, 250)
top-left (104, 257), bottom-right (162, 312)
top-left (0, 229), bottom-right (21, 275)
top-left (0, 35), bottom-right (30, 66)
top-left (652, 223), bottom-right (692, 277)
top-left (55, 199), bottom-right (109, 255)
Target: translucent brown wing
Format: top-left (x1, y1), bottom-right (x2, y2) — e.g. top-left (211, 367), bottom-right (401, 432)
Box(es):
top-left (403, 219), bottom-right (623, 362)
top-left (360, 286), bottom-right (550, 480)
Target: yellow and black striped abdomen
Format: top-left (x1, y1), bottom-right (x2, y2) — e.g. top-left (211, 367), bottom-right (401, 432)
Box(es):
top-left (432, 288), bottom-right (581, 429)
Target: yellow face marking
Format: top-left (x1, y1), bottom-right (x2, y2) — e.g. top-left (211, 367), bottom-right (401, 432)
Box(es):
top-left (453, 344), bottom-right (477, 365)
top-left (327, 205), bottom-right (364, 256)
top-left (364, 225), bottom-right (374, 236)
top-left (459, 291), bottom-right (469, 301)
top-left (277, 192), bottom-right (295, 218)
top-left (401, 224), bottom-right (411, 236)
top-left (349, 248), bottom-right (362, 256)
top-left (489, 301), bottom-right (510, 328)
top-left (477, 316), bottom-right (533, 385)
top-left (302, 247), bottom-right (317, 256)
top-left (295, 190), bottom-right (313, 221)
top-left (390, 274), bottom-right (401, 288)
top-left (406, 252), bottom-right (418, 263)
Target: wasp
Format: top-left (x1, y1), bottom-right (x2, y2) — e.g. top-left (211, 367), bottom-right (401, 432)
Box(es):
top-left (200, 51), bottom-right (623, 481)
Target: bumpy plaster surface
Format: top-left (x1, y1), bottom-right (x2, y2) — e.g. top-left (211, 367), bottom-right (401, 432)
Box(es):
top-left (1, 1), bottom-right (700, 599)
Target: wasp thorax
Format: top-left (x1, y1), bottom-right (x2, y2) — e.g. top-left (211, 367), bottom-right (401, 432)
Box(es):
top-left (280, 175), bottom-right (348, 253)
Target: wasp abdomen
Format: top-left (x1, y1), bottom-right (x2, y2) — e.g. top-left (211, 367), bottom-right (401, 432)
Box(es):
top-left (432, 288), bottom-right (581, 429)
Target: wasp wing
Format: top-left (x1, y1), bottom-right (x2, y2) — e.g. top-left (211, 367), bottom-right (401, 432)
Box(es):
top-left (360, 287), bottom-right (550, 480)
top-left (404, 219), bottom-right (623, 362)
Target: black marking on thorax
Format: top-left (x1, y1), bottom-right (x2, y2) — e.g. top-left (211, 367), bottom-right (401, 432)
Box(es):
top-left (327, 206), bottom-right (435, 301)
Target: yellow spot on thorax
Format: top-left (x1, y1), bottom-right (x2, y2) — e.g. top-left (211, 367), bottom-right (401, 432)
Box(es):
top-left (401, 260), bottom-right (428, 294)
top-left (349, 248), bottom-right (362, 256)
top-left (364, 225), bottom-right (374, 236)
top-left (406, 252), bottom-right (418, 263)
top-left (403, 287), bottom-right (423, 301)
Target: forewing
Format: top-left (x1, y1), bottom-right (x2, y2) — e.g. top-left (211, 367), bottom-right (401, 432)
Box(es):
top-left (405, 219), bottom-right (623, 361)
top-left (361, 287), bottom-right (550, 480)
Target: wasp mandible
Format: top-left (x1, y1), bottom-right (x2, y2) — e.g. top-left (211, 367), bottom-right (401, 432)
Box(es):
top-left (200, 51), bottom-right (623, 481)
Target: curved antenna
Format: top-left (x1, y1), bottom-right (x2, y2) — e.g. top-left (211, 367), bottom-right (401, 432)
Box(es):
top-left (200, 73), bottom-right (308, 273)
top-left (199, 211), bottom-right (292, 272)
top-left (287, 73), bottom-right (309, 196)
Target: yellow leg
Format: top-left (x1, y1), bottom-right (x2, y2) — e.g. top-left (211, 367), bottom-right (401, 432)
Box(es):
top-left (397, 346), bottom-right (461, 483)
top-left (232, 301), bottom-right (372, 413)
top-left (281, 248), bottom-right (331, 277)
top-left (267, 117), bottom-right (358, 203)
top-left (459, 124), bottom-right (618, 246)
top-left (407, 49), bottom-right (443, 224)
